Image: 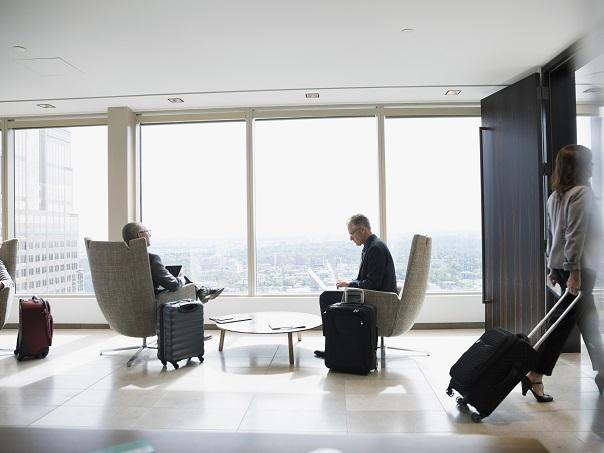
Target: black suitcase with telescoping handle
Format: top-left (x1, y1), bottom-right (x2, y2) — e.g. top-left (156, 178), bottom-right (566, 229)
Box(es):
top-left (157, 299), bottom-right (205, 369)
top-left (446, 289), bottom-right (582, 422)
top-left (324, 288), bottom-right (378, 375)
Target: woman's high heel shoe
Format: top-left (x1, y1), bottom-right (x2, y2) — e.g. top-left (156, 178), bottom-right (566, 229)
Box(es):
top-left (521, 376), bottom-right (554, 403)
top-left (595, 373), bottom-right (604, 395)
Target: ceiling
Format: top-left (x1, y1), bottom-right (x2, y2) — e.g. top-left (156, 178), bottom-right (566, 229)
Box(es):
top-left (1, 0), bottom-right (603, 117)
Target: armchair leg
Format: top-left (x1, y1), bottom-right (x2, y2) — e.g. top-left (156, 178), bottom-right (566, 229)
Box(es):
top-left (100, 337), bottom-right (156, 367)
top-left (380, 336), bottom-right (386, 368)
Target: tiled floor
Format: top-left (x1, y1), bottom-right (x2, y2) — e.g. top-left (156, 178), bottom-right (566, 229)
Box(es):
top-left (0, 328), bottom-right (602, 452)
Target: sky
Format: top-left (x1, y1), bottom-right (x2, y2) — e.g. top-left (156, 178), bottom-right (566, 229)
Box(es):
top-left (58, 114), bottom-right (598, 247)
top-left (140, 116), bottom-right (482, 243)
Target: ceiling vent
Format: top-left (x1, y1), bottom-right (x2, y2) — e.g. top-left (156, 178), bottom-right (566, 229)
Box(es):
top-left (16, 57), bottom-right (82, 76)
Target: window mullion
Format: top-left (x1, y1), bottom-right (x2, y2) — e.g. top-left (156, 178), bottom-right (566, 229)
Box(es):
top-left (246, 109), bottom-right (256, 297)
top-left (377, 106), bottom-right (387, 242)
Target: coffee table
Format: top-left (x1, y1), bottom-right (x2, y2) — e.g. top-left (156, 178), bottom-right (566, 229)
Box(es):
top-left (215, 312), bottom-right (322, 365)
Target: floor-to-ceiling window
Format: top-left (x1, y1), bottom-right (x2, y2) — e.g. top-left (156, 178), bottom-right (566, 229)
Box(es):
top-left (13, 126), bottom-right (108, 294)
top-left (254, 117), bottom-right (379, 294)
top-left (385, 117), bottom-right (482, 292)
top-left (141, 121), bottom-right (248, 295)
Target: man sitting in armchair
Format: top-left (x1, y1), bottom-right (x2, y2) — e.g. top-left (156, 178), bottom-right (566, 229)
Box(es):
top-left (121, 222), bottom-right (224, 302)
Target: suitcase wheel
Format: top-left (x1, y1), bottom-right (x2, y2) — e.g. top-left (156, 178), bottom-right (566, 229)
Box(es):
top-left (456, 396), bottom-right (466, 407)
top-left (39, 348), bottom-right (49, 358)
top-left (171, 361), bottom-right (179, 370)
top-left (160, 360), bottom-right (167, 367)
top-left (471, 412), bottom-right (482, 423)
top-left (198, 355), bottom-right (204, 363)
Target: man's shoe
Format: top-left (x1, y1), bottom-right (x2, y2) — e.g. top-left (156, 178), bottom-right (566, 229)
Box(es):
top-left (197, 287), bottom-right (224, 302)
top-left (314, 350), bottom-right (325, 359)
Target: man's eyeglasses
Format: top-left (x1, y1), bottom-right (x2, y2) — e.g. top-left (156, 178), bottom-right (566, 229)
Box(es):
top-left (349, 227), bottom-right (362, 236)
top-left (138, 230), bottom-right (151, 235)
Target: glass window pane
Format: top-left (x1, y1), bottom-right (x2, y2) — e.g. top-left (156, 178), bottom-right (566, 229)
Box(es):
top-left (141, 122), bottom-right (247, 295)
top-left (385, 117), bottom-right (482, 293)
top-left (254, 117), bottom-right (378, 294)
top-left (14, 126), bottom-right (108, 294)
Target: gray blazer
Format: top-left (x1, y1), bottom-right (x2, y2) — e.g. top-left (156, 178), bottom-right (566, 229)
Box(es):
top-left (546, 185), bottom-right (601, 271)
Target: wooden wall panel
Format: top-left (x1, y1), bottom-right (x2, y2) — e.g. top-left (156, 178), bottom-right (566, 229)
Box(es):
top-left (481, 73), bottom-right (546, 333)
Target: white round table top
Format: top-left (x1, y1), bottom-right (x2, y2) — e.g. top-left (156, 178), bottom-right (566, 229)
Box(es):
top-left (213, 311), bottom-right (322, 334)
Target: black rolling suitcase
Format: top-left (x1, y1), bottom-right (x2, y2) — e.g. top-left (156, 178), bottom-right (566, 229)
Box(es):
top-left (324, 288), bottom-right (378, 374)
top-left (446, 289), bottom-right (582, 422)
top-left (157, 299), bottom-right (205, 369)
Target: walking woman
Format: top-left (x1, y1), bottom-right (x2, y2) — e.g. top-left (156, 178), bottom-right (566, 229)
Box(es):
top-left (522, 144), bottom-right (604, 402)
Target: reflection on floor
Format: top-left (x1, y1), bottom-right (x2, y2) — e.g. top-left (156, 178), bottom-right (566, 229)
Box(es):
top-left (0, 328), bottom-right (602, 452)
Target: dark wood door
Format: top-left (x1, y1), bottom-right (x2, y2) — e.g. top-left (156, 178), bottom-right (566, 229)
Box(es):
top-left (481, 73), bottom-right (546, 332)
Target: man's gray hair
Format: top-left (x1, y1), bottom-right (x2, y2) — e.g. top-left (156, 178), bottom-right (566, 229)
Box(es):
top-left (122, 222), bottom-right (144, 243)
top-left (347, 214), bottom-right (371, 231)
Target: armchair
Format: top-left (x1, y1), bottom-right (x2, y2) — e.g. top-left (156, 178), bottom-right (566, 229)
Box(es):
top-left (0, 239), bottom-right (18, 354)
top-left (85, 237), bottom-right (196, 367)
top-left (363, 234), bottom-right (432, 366)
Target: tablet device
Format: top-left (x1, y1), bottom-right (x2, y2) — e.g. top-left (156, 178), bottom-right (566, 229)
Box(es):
top-left (165, 265), bottom-right (182, 278)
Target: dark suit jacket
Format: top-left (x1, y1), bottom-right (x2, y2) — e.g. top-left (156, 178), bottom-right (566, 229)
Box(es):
top-left (149, 253), bottom-right (184, 294)
top-left (348, 234), bottom-right (397, 293)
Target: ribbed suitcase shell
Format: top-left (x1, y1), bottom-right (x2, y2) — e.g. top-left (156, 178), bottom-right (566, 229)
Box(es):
top-left (324, 302), bottom-right (378, 374)
top-left (157, 299), bottom-right (204, 369)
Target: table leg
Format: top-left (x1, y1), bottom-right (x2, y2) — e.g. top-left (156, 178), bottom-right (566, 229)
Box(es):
top-left (219, 329), bottom-right (225, 352)
top-left (297, 332), bottom-right (302, 342)
top-left (288, 332), bottom-right (294, 365)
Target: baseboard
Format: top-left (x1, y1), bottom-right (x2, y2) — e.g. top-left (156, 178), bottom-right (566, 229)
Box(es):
top-left (4, 323), bottom-right (110, 329)
top-left (411, 322), bottom-right (485, 329)
top-left (203, 323), bottom-right (484, 331)
top-left (2, 322), bottom-right (484, 330)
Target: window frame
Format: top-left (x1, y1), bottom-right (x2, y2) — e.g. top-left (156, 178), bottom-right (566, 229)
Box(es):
top-left (1, 105), bottom-right (482, 297)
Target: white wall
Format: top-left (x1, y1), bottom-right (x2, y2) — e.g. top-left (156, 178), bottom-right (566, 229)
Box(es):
top-left (5, 293), bottom-right (484, 326)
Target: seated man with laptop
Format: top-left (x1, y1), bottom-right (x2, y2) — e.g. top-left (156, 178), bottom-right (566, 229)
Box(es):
top-left (121, 222), bottom-right (224, 302)
top-left (314, 214), bottom-right (397, 358)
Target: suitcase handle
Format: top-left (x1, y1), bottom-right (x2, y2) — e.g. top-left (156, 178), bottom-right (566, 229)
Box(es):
top-left (528, 288), bottom-right (582, 350)
top-left (178, 302), bottom-right (200, 313)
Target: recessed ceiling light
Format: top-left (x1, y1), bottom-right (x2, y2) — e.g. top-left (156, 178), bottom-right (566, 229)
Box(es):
top-left (36, 103), bottom-right (56, 109)
top-left (583, 87), bottom-right (602, 93)
top-left (305, 92), bottom-right (319, 99)
top-left (445, 90), bottom-right (462, 96)
top-left (168, 97), bottom-right (184, 103)
top-left (400, 28), bottom-right (415, 33)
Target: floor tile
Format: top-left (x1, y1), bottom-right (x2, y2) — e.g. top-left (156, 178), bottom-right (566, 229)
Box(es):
top-left (31, 405), bottom-right (148, 428)
top-left (238, 408), bottom-right (347, 433)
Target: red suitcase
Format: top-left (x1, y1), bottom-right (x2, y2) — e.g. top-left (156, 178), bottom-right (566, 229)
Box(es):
top-left (14, 296), bottom-right (53, 361)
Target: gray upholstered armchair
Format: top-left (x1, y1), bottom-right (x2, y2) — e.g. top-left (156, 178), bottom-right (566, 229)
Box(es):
top-left (0, 239), bottom-right (18, 353)
top-left (85, 237), bottom-right (196, 367)
top-left (363, 234), bottom-right (432, 366)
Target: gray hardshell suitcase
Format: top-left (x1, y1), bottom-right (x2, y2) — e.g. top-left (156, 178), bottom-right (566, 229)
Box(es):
top-left (157, 299), bottom-right (205, 369)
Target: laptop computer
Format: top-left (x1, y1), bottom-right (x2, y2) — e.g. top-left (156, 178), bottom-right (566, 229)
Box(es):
top-left (165, 265), bottom-right (182, 278)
